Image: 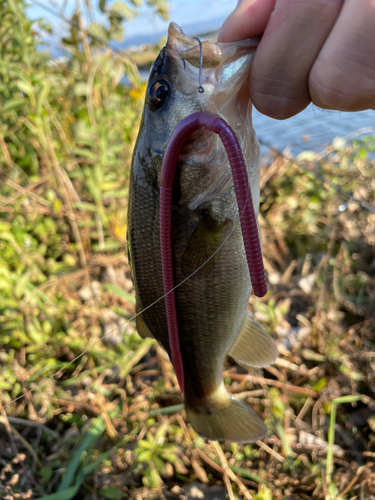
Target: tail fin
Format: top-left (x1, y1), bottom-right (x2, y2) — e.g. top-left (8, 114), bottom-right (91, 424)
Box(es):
top-left (186, 394), bottom-right (267, 443)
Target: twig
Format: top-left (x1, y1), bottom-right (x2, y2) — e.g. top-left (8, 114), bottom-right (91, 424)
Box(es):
top-left (223, 372), bottom-right (318, 397)
top-left (196, 448), bottom-right (228, 474)
top-left (91, 394), bottom-right (118, 439)
top-left (4, 178), bottom-right (50, 207)
top-left (295, 396), bottom-right (313, 425)
top-left (212, 442), bottom-right (236, 500)
top-left (336, 465), bottom-right (365, 499)
top-left (96, 211), bottom-right (105, 249)
top-left (176, 415), bottom-right (209, 483)
top-left (87, 51), bottom-right (111, 129)
top-left (256, 440), bottom-right (285, 463)
top-left (0, 130), bottom-right (14, 168)
top-left (212, 441), bottom-right (253, 500)
top-left (0, 416), bottom-right (41, 467)
top-left (326, 395), bottom-right (364, 488)
top-left (5, 416), bottom-right (59, 437)
top-left (0, 174), bottom-right (50, 209)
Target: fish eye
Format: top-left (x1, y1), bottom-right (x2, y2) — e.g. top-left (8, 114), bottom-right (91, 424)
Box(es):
top-left (147, 79), bottom-right (170, 111)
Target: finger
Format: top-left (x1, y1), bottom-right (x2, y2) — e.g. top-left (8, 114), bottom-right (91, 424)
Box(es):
top-left (218, 0), bottom-right (276, 42)
top-left (250, 0), bottom-right (343, 119)
top-left (310, 0), bottom-right (375, 111)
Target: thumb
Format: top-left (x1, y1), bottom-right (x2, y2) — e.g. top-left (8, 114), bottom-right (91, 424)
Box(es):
top-left (218, 0), bottom-right (276, 42)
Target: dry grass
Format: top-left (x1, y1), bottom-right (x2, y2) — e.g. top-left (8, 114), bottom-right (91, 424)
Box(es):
top-left (1, 139), bottom-right (375, 500)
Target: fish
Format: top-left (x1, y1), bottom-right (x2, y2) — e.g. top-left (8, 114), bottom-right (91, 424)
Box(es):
top-left (127, 22), bottom-right (278, 443)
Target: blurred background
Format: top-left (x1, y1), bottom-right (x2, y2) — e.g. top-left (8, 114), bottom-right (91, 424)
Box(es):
top-left (0, 1), bottom-right (374, 499)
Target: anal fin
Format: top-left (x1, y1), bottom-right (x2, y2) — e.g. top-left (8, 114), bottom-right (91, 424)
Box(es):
top-left (228, 310), bottom-right (278, 369)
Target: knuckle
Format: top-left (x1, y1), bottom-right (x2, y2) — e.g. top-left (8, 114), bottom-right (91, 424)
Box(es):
top-left (251, 87), bottom-right (309, 120)
top-left (309, 64), bottom-right (339, 109)
top-left (274, 0), bottom-right (342, 20)
top-left (250, 70), bottom-right (310, 119)
top-left (310, 55), bottom-right (375, 111)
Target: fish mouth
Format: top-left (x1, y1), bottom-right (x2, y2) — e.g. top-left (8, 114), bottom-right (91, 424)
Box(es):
top-left (164, 22), bottom-right (259, 105)
top-left (167, 22), bottom-right (222, 69)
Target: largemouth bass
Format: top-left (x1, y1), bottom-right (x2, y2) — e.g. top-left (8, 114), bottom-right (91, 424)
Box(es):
top-left (127, 22), bottom-right (278, 443)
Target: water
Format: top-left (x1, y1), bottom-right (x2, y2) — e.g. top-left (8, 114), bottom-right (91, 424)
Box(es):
top-left (253, 106), bottom-right (375, 156)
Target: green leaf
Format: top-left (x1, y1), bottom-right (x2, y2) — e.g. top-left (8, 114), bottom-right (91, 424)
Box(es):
top-left (57, 416), bottom-right (105, 491)
top-left (87, 23), bottom-right (107, 42)
top-left (37, 81), bottom-right (50, 115)
top-left (74, 148), bottom-right (98, 161)
top-left (0, 222), bottom-right (12, 231)
top-left (35, 484), bottom-right (81, 500)
top-left (339, 364), bottom-right (366, 381)
top-left (0, 277), bottom-right (12, 291)
top-left (110, 26), bottom-right (125, 42)
top-left (0, 232), bottom-right (22, 253)
top-left (137, 450), bottom-right (153, 462)
top-left (26, 323), bottom-right (45, 345)
top-left (16, 80), bottom-right (33, 95)
top-left (75, 201), bottom-right (98, 212)
top-left (74, 82), bottom-right (88, 96)
top-left (103, 283), bottom-right (135, 304)
top-left (14, 271), bottom-right (32, 299)
top-left (130, 0), bottom-right (143, 5)
top-left (92, 239), bottom-right (120, 252)
top-left (99, 0), bottom-right (107, 12)
top-left (3, 100), bottom-right (25, 112)
top-left (99, 487), bottom-right (122, 499)
top-left (0, 381), bottom-right (12, 390)
top-left (0, 297), bottom-right (19, 309)
top-left (102, 188), bottom-right (129, 199)
top-left (111, 1), bottom-right (132, 19)
top-left (311, 378), bottom-right (326, 392)
top-left (6, 0), bottom-right (19, 14)
top-left (83, 437), bottom-right (130, 475)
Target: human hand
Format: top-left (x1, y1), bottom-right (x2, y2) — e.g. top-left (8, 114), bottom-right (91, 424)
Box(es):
top-left (218, 0), bottom-right (375, 119)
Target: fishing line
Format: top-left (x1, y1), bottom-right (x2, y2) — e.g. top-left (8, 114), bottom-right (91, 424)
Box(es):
top-left (3, 186), bottom-right (253, 410)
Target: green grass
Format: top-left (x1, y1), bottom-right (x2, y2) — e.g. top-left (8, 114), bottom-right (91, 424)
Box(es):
top-left (1, 1), bottom-right (375, 499)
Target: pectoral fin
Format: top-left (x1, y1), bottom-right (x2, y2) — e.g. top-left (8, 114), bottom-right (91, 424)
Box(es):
top-left (182, 215), bottom-right (230, 277)
top-left (228, 310), bottom-right (278, 369)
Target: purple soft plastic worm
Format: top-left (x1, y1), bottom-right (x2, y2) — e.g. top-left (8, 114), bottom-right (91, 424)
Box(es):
top-left (160, 111), bottom-right (267, 393)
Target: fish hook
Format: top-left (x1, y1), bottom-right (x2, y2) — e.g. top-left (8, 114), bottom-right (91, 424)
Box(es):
top-left (193, 36), bottom-right (204, 93)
